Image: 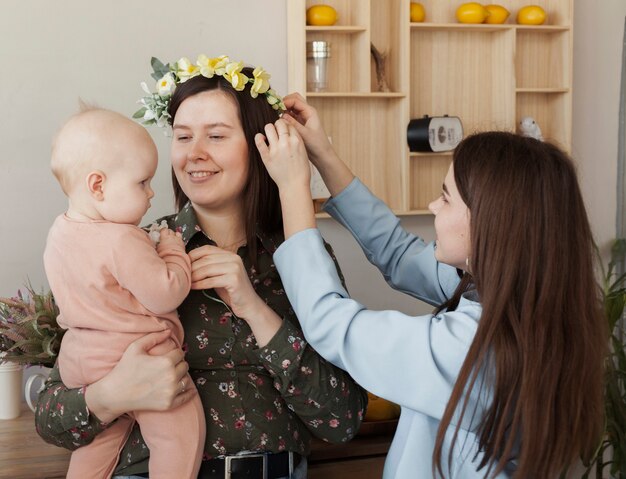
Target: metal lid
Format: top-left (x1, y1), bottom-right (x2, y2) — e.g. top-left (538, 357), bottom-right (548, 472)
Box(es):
top-left (306, 41), bottom-right (331, 58)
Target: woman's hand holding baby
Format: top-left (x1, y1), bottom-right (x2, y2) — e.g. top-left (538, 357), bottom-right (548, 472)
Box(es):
top-left (85, 330), bottom-right (193, 423)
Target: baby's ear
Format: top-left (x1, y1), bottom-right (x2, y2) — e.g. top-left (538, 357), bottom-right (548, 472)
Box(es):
top-left (86, 170), bottom-right (106, 200)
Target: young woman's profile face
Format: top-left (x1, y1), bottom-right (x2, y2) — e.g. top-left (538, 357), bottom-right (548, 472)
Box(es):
top-left (170, 90), bottom-right (249, 212)
top-left (428, 163), bottom-right (471, 270)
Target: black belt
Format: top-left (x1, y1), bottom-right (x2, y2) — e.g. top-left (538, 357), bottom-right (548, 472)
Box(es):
top-left (198, 451), bottom-right (301, 479)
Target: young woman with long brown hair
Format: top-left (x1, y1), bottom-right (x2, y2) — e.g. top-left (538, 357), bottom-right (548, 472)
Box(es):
top-left (244, 93), bottom-right (608, 478)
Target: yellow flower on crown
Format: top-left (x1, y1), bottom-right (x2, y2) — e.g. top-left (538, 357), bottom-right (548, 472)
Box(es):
top-left (251, 67), bottom-right (271, 98)
top-left (134, 54), bottom-right (286, 127)
top-left (224, 61), bottom-right (249, 91)
top-left (176, 57), bottom-right (199, 83)
top-left (197, 54), bottom-right (229, 78)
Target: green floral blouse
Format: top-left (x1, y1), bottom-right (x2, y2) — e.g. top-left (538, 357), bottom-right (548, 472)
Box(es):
top-left (35, 203), bottom-right (368, 476)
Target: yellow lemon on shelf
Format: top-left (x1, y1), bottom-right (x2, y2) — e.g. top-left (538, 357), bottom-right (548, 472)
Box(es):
top-left (306, 4), bottom-right (338, 26)
top-left (456, 2), bottom-right (490, 24)
top-left (516, 5), bottom-right (547, 25)
top-left (484, 4), bottom-right (510, 23)
top-left (410, 2), bottom-right (426, 22)
top-left (364, 392), bottom-right (401, 422)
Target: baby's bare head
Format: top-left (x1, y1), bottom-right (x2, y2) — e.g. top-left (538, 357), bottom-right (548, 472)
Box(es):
top-left (51, 106), bottom-right (155, 196)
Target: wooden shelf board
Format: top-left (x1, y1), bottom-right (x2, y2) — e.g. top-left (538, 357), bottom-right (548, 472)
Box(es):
top-left (515, 24), bottom-right (570, 32)
top-left (516, 87), bottom-right (570, 93)
top-left (410, 23), bottom-right (570, 33)
top-left (409, 151), bottom-right (454, 157)
top-left (317, 210), bottom-right (433, 218)
top-left (410, 22), bottom-right (510, 32)
top-left (307, 92), bottom-right (406, 98)
top-left (306, 25), bottom-right (367, 33)
top-left (395, 209), bottom-right (433, 216)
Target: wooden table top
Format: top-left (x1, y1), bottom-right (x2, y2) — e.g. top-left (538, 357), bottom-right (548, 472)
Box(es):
top-left (0, 405), bottom-right (70, 479)
top-left (0, 404), bottom-right (395, 479)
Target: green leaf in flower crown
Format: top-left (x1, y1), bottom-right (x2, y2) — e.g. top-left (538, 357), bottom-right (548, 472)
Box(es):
top-left (150, 57), bottom-right (170, 82)
top-left (133, 107), bottom-right (147, 120)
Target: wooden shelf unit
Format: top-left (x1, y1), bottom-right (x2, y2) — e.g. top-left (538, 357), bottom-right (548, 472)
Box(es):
top-left (288, 0), bottom-right (573, 214)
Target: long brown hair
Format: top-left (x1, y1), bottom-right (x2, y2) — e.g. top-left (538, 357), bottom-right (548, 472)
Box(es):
top-left (434, 132), bottom-right (607, 478)
top-left (167, 71), bottom-right (283, 264)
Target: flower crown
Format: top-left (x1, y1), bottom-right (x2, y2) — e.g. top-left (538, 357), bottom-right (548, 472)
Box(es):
top-left (133, 55), bottom-right (285, 128)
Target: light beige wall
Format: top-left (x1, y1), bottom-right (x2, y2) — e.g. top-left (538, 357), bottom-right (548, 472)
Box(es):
top-left (573, 0), bottom-right (626, 255)
top-left (0, 1), bottom-right (623, 319)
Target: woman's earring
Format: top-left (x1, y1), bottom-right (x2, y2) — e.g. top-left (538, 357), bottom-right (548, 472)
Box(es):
top-left (465, 257), bottom-right (471, 272)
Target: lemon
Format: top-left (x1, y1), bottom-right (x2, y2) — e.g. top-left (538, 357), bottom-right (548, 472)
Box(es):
top-left (456, 2), bottom-right (490, 24)
top-left (516, 5), bottom-right (547, 25)
top-left (364, 392), bottom-right (401, 422)
top-left (484, 4), bottom-right (510, 23)
top-left (306, 4), bottom-right (338, 26)
top-left (410, 2), bottom-right (426, 22)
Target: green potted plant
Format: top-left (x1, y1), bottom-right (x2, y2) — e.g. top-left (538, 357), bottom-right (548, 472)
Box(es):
top-left (583, 240), bottom-right (626, 478)
top-left (0, 284), bottom-right (64, 368)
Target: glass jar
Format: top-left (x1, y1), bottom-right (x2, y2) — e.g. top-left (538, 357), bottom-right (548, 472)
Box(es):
top-left (306, 41), bottom-right (331, 92)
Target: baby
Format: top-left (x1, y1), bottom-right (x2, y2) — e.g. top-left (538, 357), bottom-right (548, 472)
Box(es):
top-left (44, 107), bottom-right (204, 479)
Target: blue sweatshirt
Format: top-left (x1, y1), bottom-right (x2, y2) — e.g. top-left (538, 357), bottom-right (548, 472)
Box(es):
top-left (274, 178), bottom-right (514, 478)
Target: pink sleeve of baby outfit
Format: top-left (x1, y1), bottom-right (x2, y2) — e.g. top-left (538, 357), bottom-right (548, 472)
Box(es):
top-left (109, 227), bottom-right (191, 315)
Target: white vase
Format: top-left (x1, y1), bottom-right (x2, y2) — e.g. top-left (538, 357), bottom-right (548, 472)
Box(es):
top-left (24, 366), bottom-right (52, 412)
top-left (0, 356), bottom-right (24, 420)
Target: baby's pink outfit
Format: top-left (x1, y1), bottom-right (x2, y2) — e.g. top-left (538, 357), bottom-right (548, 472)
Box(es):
top-left (44, 215), bottom-right (205, 479)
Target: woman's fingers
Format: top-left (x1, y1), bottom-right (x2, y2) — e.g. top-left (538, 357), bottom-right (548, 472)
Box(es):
top-left (264, 122), bottom-right (279, 145)
top-left (128, 330), bottom-right (172, 354)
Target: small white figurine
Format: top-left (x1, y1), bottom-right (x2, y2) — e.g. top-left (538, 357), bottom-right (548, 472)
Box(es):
top-left (518, 116), bottom-right (543, 141)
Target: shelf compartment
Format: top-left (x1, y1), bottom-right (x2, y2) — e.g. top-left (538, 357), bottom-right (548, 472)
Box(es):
top-left (307, 30), bottom-right (370, 92)
top-left (410, 28), bottom-right (516, 135)
top-left (516, 29), bottom-right (570, 90)
top-left (305, 0), bottom-right (369, 26)
top-left (515, 91), bottom-right (571, 150)
top-left (409, 154), bottom-right (452, 211)
top-left (412, 0), bottom-right (572, 26)
top-left (310, 96), bottom-right (406, 211)
top-left (371, 0), bottom-right (408, 93)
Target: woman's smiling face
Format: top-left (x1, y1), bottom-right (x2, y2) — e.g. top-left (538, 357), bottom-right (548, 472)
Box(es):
top-left (428, 163), bottom-right (471, 271)
top-left (170, 90), bottom-right (249, 212)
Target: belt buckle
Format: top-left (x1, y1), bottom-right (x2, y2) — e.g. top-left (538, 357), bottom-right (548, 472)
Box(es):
top-left (288, 451), bottom-right (294, 475)
top-left (225, 453), bottom-right (267, 479)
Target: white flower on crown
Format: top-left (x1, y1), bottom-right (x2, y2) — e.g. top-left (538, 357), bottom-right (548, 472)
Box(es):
top-left (133, 54), bottom-right (286, 128)
top-left (157, 72), bottom-right (176, 96)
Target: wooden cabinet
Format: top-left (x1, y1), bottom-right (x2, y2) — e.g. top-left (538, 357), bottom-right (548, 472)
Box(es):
top-left (287, 0), bottom-right (573, 214)
top-left (308, 421), bottom-right (396, 479)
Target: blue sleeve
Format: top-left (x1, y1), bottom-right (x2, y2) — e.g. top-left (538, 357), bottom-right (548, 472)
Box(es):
top-left (273, 228), bottom-right (484, 425)
top-left (323, 178), bottom-right (460, 306)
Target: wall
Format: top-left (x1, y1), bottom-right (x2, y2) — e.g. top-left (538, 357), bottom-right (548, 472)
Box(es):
top-left (573, 0), bottom-right (626, 255)
top-left (0, 1), bottom-right (624, 330)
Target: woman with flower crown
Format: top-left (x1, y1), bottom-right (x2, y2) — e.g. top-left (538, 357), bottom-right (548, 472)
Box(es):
top-left (35, 55), bottom-right (367, 479)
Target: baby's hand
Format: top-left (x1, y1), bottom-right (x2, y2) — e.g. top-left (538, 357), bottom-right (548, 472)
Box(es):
top-left (147, 220), bottom-right (169, 245)
top-left (158, 228), bottom-right (184, 250)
